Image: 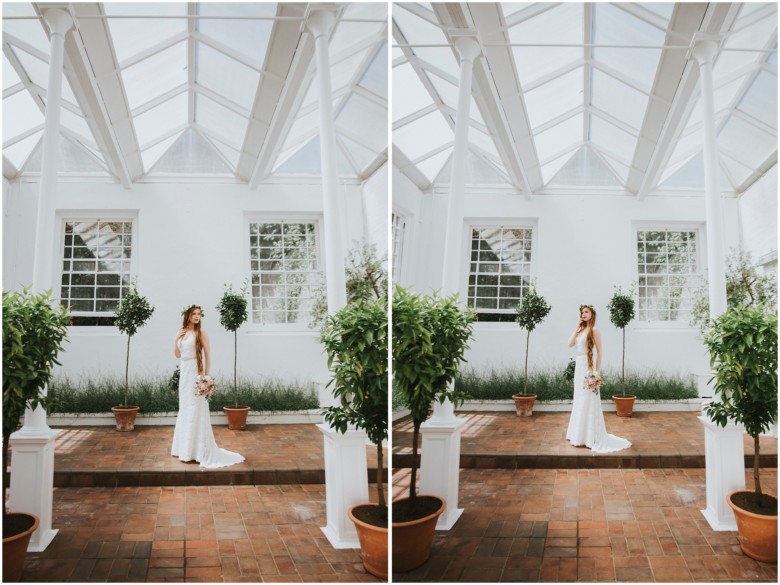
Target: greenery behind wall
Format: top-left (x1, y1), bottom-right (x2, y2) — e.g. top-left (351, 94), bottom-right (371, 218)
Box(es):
top-left (49, 375), bottom-right (317, 414)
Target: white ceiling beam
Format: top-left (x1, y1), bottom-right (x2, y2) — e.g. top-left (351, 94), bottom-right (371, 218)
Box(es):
top-left (393, 144), bottom-right (431, 191)
top-left (736, 150), bottom-right (777, 194)
top-left (117, 31), bottom-right (188, 71)
top-left (186, 4), bottom-right (196, 127)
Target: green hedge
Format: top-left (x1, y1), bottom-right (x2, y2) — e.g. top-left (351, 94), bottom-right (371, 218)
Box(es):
top-left (453, 367), bottom-right (698, 402)
top-left (49, 375), bottom-right (318, 414)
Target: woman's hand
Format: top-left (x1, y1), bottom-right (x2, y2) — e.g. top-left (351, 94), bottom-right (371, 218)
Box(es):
top-left (177, 328), bottom-right (187, 340)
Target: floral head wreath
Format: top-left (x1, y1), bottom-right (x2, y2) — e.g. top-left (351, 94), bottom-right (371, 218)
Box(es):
top-left (182, 304), bottom-right (204, 317)
top-left (579, 304), bottom-right (595, 311)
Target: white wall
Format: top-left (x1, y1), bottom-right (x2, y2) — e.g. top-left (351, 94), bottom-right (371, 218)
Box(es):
top-left (362, 162), bottom-right (389, 259)
top-left (393, 167), bottom-right (745, 378)
top-left (2, 178), bottom-right (374, 386)
top-left (738, 164), bottom-right (777, 265)
top-left (391, 166), bottom-right (423, 287)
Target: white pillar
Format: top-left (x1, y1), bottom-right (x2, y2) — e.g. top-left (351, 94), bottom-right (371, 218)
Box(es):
top-left (317, 424), bottom-right (369, 548)
top-left (692, 38), bottom-right (744, 531)
top-left (8, 8), bottom-right (72, 552)
top-left (420, 36), bottom-right (481, 530)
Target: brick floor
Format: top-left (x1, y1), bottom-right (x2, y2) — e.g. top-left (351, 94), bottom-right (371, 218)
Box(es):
top-left (20, 484), bottom-right (383, 583)
top-left (392, 412), bottom-right (778, 469)
top-left (391, 467), bottom-right (778, 582)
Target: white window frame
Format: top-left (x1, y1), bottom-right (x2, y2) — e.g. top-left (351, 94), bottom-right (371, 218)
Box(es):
top-left (244, 213), bottom-right (325, 332)
top-left (55, 210), bottom-right (139, 329)
top-left (633, 222), bottom-right (705, 328)
top-left (463, 218), bottom-right (539, 322)
top-left (391, 211), bottom-right (407, 284)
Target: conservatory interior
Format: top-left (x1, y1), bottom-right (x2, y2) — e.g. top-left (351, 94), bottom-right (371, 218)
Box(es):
top-left (390, 2), bottom-right (777, 583)
top-left (2, 2), bottom-right (388, 582)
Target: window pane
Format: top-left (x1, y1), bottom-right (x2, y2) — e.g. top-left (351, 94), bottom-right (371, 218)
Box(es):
top-left (197, 2), bottom-right (276, 68)
top-left (194, 93), bottom-right (248, 146)
top-left (121, 41), bottom-right (188, 110)
top-left (524, 67), bottom-right (583, 130)
top-left (196, 42), bottom-right (260, 111)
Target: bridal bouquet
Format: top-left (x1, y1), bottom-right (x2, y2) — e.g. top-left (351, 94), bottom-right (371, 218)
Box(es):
top-left (194, 374), bottom-right (216, 400)
top-left (584, 370), bottom-right (602, 393)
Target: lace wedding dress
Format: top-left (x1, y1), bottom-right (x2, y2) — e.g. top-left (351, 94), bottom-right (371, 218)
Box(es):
top-left (170, 331), bottom-right (245, 468)
top-left (566, 332), bottom-right (631, 454)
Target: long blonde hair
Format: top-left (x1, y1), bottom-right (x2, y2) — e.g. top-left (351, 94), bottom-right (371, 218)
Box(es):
top-left (182, 306), bottom-right (205, 375)
top-left (578, 304), bottom-right (597, 370)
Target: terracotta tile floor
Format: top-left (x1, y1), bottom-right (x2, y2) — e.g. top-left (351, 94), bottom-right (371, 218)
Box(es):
top-left (392, 412), bottom-right (778, 469)
top-left (391, 467), bottom-right (778, 582)
top-left (21, 484), bottom-right (383, 583)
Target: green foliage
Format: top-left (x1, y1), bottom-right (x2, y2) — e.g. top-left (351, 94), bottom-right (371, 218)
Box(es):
top-left (563, 359), bottom-right (576, 383)
top-left (515, 286), bottom-right (551, 394)
top-left (310, 241), bottom-right (388, 328)
top-left (49, 375), bottom-right (318, 413)
top-left (216, 283), bottom-right (249, 406)
top-left (168, 367), bottom-right (180, 393)
top-left (393, 286), bottom-right (474, 504)
top-left (114, 285), bottom-right (155, 407)
top-left (703, 306), bottom-right (777, 498)
top-left (607, 286), bottom-right (635, 329)
top-left (321, 297), bottom-right (388, 510)
top-left (690, 250), bottom-right (777, 334)
top-left (455, 367), bottom-right (698, 402)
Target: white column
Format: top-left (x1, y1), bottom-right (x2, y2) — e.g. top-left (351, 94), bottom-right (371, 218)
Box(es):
top-left (9, 8), bottom-right (72, 552)
top-left (692, 38), bottom-right (744, 531)
top-left (420, 36), bottom-right (481, 530)
top-left (308, 6), bottom-right (347, 314)
top-left (307, 6), bottom-right (360, 550)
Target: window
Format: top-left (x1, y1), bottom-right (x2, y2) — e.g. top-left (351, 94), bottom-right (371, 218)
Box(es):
top-left (248, 221), bottom-right (322, 325)
top-left (467, 226), bottom-right (533, 321)
top-left (637, 229), bottom-right (699, 321)
top-left (60, 220), bottom-right (133, 326)
top-left (391, 212), bottom-right (406, 283)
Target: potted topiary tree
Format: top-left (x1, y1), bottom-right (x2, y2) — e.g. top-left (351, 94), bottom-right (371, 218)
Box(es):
top-left (2, 288), bottom-right (70, 581)
top-left (607, 286), bottom-right (636, 417)
top-left (703, 305), bottom-right (777, 562)
top-left (321, 297), bottom-right (388, 579)
top-left (215, 283), bottom-right (250, 430)
top-left (392, 286), bottom-right (474, 573)
top-left (512, 286), bottom-right (551, 416)
top-left (112, 285), bottom-right (154, 431)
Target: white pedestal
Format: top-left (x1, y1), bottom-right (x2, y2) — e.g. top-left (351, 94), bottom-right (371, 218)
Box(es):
top-left (317, 424), bottom-right (368, 549)
top-left (419, 400), bottom-right (465, 530)
top-left (315, 378), bottom-right (338, 409)
top-left (8, 426), bottom-right (62, 551)
top-left (699, 415), bottom-right (745, 531)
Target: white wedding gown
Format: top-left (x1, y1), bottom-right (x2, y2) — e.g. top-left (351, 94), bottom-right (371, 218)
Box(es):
top-left (566, 332), bottom-right (631, 454)
top-left (170, 332), bottom-right (245, 468)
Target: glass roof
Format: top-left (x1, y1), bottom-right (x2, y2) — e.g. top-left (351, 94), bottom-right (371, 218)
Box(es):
top-left (392, 2), bottom-right (777, 194)
top-left (2, 2), bottom-right (388, 183)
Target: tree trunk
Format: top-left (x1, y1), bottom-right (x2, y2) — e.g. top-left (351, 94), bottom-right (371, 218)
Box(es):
top-left (754, 434), bottom-right (762, 499)
top-left (125, 335), bottom-right (131, 407)
top-left (376, 440), bottom-right (386, 509)
top-left (523, 330), bottom-right (530, 395)
top-left (409, 420), bottom-right (421, 509)
top-left (3, 433), bottom-right (10, 514)
top-left (234, 330), bottom-right (238, 407)
top-left (621, 328), bottom-right (626, 396)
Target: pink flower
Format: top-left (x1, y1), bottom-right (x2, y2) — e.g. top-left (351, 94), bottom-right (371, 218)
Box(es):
top-left (195, 375), bottom-right (216, 400)
top-left (584, 370), bottom-right (602, 393)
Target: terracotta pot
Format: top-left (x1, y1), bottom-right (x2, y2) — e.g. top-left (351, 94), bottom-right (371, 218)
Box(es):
top-left (223, 405), bottom-right (250, 430)
top-left (392, 495), bottom-right (445, 573)
top-left (728, 491), bottom-right (777, 562)
top-left (511, 394), bottom-right (537, 417)
top-left (3, 512), bottom-right (39, 582)
top-left (348, 504), bottom-right (388, 579)
top-left (612, 395), bottom-right (636, 417)
top-left (111, 405), bottom-right (140, 431)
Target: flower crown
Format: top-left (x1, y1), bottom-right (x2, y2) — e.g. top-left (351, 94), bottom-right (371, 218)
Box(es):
top-left (182, 304), bottom-right (204, 317)
top-left (579, 304), bottom-right (595, 311)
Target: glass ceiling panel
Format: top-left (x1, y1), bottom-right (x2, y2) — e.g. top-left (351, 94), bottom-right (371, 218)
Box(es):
top-left (104, 3), bottom-right (187, 64)
top-left (589, 114), bottom-right (637, 165)
top-left (600, 150), bottom-right (630, 183)
top-left (330, 49), bottom-right (372, 95)
top-left (524, 67), bottom-right (583, 130)
top-left (358, 43), bottom-right (388, 98)
top-left (330, 3), bottom-right (386, 57)
top-left (134, 92), bottom-right (187, 147)
top-left (393, 6), bottom-right (459, 78)
top-left (24, 134), bottom-right (107, 173)
top-left (283, 107), bottom-right (321, 150)
top-left (3, 89), bottom-right (43, 142)
top-left (3, 54), bottom-right (22, 90)
top-left (121, 41), bottom-right (187, 110)
top-left (508, 3), bottom-right (583, 88)
top-left (140, 132), bottom-right (180, 172)
top-left (592, 3), bottom-right (665, 93)
top-left (737, 70), bottom-right (778, 129)
top-left (197, 2), bottom-right (276, 68)
top-left (717, 116), bottom-right (776, 167)
top-left (550, 146), bottom-right (620, 187)
top-left (767, 47), bottom-right (777, 68)
top-left (10, 47), bottom-right (79, 105)
top-left (149, 128), bottom-right (232, 175)
top-left (427, 71), bottom-right (484, 126)
top-left (439, 150), bottom-right (510, 185)
top-left (59, 109), bottom-right (93, 143)
top-left (540, 149), bottom-right (576, 184)
top-left (392, 62), bottom-right (434, 122)
top-left (713, 16), bottom-right (775, 82)
top-left (208, 136), bottom-right (240, 170)
top-left (336, 93), bottom-right (387, 154)
top-left (739, 3), bottom-right (767, 18)
top-left (416, 147), bottom-right (451, 183)
top-left (534, 113), bottom-right (583, 163)
top-left (394, 110), bottom-right (452, 161)
top-left (667, 127), bottom-right (703, 165)
top-left (469, 127), bottom-right (501, 161)
top-left (637, 3), bottom-right (675, 21)
top-left (720, 153), bottom-right (754, 186)
top-left (274, 136), bottom-right (352, 175)
top-left (2, 3), bottom-right (50, 54)
top-left (502, 3), bottom-right (535, 20)
top-left (340, 134), bottom-right (377, 172)
top-left (590, 69), bottom-right (648, 130)
top-left (194, 93), bottom-right (248, 147)
top-left (3, 130), bottom-right (41, 170)
top-left (196, 42), bottom-right (259, 111)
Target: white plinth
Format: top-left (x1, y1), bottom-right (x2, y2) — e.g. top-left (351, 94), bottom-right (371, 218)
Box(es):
top-left (9, 426), bottom-right (62, 551)
top-left (419, 406), bottom-right (465, 531)
top-left (699, 415), bottom-right (745, 531)
top-left (317, 424), bottom-right (368, 549)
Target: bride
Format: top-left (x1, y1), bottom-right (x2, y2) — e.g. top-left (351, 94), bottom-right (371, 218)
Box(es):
top-left (171, 304), bottom-right (245, 468)
top-left (566, 304), bottom-right (631, 453)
